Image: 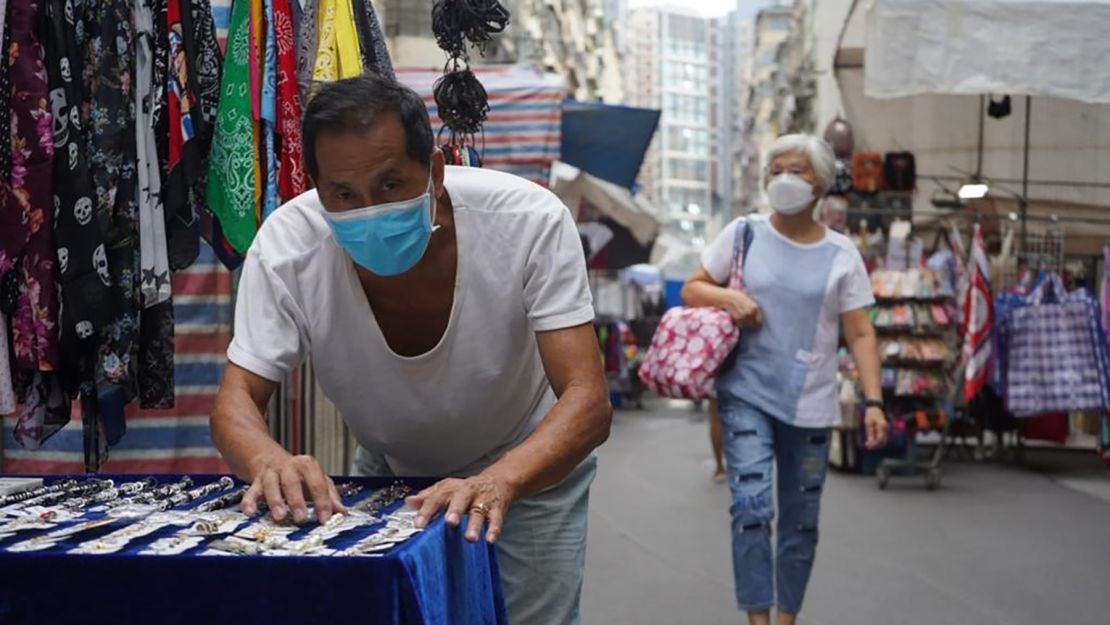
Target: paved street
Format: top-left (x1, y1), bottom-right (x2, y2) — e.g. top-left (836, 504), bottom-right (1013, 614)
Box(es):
top-left (581, 402), bottom-right (1110, 625)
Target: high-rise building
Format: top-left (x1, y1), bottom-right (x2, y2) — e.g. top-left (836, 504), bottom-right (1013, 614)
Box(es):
top-left (381, 0), bottom-right (443, 66)
top-left (737, 0), bottom-right (814, 213)
top-left (626, 6), bottom-right (723, 248)
top-left (731, 18), bottom-right (756, 212)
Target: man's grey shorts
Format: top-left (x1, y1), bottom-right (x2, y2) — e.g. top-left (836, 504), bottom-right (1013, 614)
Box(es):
top-left (352, 447), bottom-right (597, 625)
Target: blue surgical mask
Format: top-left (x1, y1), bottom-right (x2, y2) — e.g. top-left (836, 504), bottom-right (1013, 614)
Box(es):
top-left (323, 179), bottom-right (439, 276)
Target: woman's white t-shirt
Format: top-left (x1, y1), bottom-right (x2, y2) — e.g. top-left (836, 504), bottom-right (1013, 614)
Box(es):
top-left (701, 215), bottom-right (874, 428)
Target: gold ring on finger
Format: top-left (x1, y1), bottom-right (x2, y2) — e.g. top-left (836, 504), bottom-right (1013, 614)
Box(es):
top-left (470, 502), bottom-right (491, 516)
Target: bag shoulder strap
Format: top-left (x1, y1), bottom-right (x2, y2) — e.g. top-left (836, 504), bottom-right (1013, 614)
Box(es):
top-left (727, 218), bottom-right (755, 291)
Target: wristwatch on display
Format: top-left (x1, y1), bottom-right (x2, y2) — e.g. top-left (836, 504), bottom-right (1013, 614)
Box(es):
top-left (864, 399), bottom-right (885, 411)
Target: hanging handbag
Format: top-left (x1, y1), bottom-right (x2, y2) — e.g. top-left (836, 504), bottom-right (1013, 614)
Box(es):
top-left (883, 152), bottom-right (917, 191)
top-left (638, 221), bottom-right (754, 401)
top-left (852, 152), bottom-right (885, 193)
top-left (1005, 273), bottom-right (1110, 417)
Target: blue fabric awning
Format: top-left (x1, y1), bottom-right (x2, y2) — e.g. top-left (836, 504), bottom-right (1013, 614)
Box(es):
top-left (560, 101), bottom-right (661, 190)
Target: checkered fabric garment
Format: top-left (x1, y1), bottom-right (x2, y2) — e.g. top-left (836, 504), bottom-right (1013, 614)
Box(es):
top-left (1005, 281), bottom-right (1110, 417)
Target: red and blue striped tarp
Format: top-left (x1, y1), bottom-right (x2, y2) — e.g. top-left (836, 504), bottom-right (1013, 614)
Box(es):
top-left (208, 0), bottom-right (564, 183)
top-left (211, 0), bottom-right (230, 49)
top-left (2, 244), bottom-right (233, 475)
top-left (395, 65), bottom-right (564, 185)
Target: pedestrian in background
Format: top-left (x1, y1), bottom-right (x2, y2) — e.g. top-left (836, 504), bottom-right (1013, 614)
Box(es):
top-left (682, 134), bottom-right (888, 625)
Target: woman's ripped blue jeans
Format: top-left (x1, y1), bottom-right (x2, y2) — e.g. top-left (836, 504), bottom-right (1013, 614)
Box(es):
top-left (718, 398), bottom-right (831, 614)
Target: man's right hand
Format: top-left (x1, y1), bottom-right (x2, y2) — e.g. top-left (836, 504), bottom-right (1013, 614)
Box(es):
top-left (719, 291), bottom-right (763, 329)
top-left (241, 453), bottom-right (346, 524)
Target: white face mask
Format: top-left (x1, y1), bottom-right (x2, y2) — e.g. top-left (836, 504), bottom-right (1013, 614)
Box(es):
top-left (766, 174), bottom-right (816, 215)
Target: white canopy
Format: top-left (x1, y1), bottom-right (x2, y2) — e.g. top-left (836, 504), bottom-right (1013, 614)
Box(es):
top-left (833, 0), bottom-right (1110, 253)
top-left (864, 0), bottom-right (1110, 103)
top-left (548, 161), bottom-right (661, 247)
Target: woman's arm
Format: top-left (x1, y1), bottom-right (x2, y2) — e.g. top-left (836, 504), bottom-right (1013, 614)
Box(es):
top-left (842, 308), bottom-right (889, 449)
top-left (682, 267), bottom-right (763, 328)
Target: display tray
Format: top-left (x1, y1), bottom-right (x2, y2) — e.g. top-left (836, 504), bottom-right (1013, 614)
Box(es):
top-left (0, 474), bottom-right (508, 625)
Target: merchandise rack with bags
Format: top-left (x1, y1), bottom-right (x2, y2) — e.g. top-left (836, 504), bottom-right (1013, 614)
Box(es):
top-left (870, 269), bottom-right (959, 489)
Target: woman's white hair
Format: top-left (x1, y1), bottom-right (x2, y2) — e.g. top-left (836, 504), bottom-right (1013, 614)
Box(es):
top-left (763, 134), bottom-right (836, 194)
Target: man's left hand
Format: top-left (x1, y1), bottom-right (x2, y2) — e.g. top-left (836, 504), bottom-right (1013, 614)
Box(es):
top-left (864, 406), bottom-right (890, 450)
top-left (406, 473), bottom-right (518, 544)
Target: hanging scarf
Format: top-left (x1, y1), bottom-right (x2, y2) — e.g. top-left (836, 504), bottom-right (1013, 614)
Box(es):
top-left (44, 0), bottom-right (113, 428)
top-left (273, 0), bottom-right (305, 201)
top-left (162, 0), bottom-right (221, 271)
top-left (6, 0), bottom-right (68, 453)
top-left (312, 0), bottom-right (362, 82)
top-left (352, 0), bottom-right (393, 80)
top-left (207, 0), bottom-right (259, 254)
top-left (4, 0), bottom-right (59, 384)
top-left (962, 224), bottom-right (994, 402)
top-left (83, 0), bottom-right (140, 467)
top-left (260, 0), bottom-right (279, 220)
top-left (137, 0), bottom-right (171, 308)
top-left (1, 5), bottom-right (11, 217)
top-left (187, 0), bottom-right (223, 150)
top-left (165, 0), bottom-right (200, 269)
top-left (250, 0), bottom-right (263, 223)
top-left (295, 0), bottom-right (318, 102)
top-left (0, 0), bottom-right (16, 420)
top-left (189, 0), bottom-right (245, 271)
top-left (8, 0), bottom-right (70, 450)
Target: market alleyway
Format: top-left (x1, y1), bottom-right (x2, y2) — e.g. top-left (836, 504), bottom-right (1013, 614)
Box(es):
top-left (581, 401), bottom-right (1110, 625)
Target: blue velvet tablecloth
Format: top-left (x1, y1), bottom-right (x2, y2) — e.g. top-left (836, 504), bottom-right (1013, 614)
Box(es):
top-left (0, 475), bottom-right (508, 625)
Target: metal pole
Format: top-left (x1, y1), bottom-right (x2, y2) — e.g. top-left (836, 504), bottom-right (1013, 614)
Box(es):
top-left (1021, 95), bottom-right (1032, 255)
top-left (976, 95), bottom-right (985, 180)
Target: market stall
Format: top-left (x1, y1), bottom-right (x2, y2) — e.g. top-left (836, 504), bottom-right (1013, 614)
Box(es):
top-left (549, 162), bottom-right (663, 407)
top-left (831, 0), bottom-right (1110, 466)
top-left (0, 475), bottom-right (506, 625)
top-left (2, 0), bottom-right (519, 618)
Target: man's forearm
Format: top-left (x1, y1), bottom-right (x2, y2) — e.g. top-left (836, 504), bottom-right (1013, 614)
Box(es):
top-left (211, 387), bottom-right (289, 480)
top-left (481, 384), bottom-right (611, 500)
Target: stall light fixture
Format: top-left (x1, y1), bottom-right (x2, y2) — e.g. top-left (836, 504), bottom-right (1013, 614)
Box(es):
top-left (958, 183), bottom-right (990, 200)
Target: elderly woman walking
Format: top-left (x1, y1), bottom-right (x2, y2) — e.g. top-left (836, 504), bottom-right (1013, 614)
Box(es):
top-left (683, 134), bottom-right (889, 625)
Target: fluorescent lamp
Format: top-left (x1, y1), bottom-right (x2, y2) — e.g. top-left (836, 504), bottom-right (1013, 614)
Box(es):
top-left (958, 183), bottom-right (990, 200)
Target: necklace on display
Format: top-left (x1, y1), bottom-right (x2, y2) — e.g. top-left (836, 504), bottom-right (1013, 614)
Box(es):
top-left (193, 485), bottom-right (248, 513)
top-left (0, 479), bottom-right (77, 508)
top-left (96, 477), bottom-right (195, 513)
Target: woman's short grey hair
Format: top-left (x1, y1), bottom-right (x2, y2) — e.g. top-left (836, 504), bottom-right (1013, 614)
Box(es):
top-left (763, 134), bottom-right (836, 194)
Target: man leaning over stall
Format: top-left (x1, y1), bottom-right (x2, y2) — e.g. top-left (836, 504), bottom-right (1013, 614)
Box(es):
top-left (210, 73), bottom-right (612, 625)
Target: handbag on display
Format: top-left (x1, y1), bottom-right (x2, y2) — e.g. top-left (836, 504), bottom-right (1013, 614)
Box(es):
top-left (638, 222), bottom-right (754, 401)
top-left (1003, 273), bottom-right (1110, 417)
top-left (883, 152), bottom-right (917, 191)
top-left (851, 152), bottom-right (885, 193)
top-left (824, 117), bottom-right (855, 159)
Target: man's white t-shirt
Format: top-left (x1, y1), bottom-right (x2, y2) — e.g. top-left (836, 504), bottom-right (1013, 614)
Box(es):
top-left (227, 166), bottom-right (594, 476)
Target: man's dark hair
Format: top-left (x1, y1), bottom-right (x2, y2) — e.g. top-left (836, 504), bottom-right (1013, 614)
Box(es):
top-left (301, 73), bottom-right (435, 179)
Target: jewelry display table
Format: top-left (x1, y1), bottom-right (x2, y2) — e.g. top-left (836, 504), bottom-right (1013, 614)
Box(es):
top-left (0, 474), bottom-right (507, 625)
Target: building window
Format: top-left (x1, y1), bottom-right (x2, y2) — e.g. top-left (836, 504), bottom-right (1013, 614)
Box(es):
top-left (667, 159), bottom-right (708, 182)
top-left (665, 127), bottom-right (709, 154)
top-left (663, 61), bottom-right (708, 91)
top-left (664, 188), bottom-right (708, 215)
top-left (663, 93), bottom-right (709, 124)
